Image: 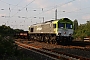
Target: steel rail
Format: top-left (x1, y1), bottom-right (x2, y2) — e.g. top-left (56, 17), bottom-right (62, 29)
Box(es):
top-left (15, 41), bottom-right (82, 60)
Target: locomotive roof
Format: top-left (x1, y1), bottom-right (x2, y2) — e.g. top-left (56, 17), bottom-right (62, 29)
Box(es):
top-left (44, 19), bottom-right (59, 23)
top-left (58, 18), bottom-right (73, 23)
top-left (29, 19), bottom-right (59, 27)
top-left (29, 18), bottom-right (73, 27)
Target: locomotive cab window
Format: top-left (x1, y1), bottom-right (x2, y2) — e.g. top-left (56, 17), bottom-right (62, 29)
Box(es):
top-left (58, 23), bottom-right (65, 28)
top-left (66, 23), bottom-right (73, 29)
top-left (31, 28), bottom-right (34, 32)
top-left (53, 24), bottom-right (56, 28)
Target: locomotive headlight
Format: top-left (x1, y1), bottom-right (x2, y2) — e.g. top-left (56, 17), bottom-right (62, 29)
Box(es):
top-left (58, 33), bottom-right (61, 36)
top-left (56, 33), bottom-right (61, 36)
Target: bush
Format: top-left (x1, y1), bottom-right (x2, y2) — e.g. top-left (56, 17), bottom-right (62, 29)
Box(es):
top-left (0, 36), bottom-right (18, 58)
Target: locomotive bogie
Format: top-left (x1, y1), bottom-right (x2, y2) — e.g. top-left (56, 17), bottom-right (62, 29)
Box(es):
top-left (28, 33), bottom-right (56, 43)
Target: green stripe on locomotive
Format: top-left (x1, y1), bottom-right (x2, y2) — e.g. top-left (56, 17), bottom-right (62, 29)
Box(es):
top-left (58, 18), bottom-right (73, 24)
top-left (58, 18), bottom-right (74, 29)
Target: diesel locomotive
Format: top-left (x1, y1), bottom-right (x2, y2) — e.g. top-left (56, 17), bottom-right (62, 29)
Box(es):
top-left (28, 18), bottom-right (74, 44)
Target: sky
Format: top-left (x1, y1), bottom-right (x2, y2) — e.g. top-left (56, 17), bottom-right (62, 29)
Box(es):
top-left (0, 0), bottom-right (90, 31)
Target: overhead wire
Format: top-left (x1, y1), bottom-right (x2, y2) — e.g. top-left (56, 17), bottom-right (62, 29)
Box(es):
top-left (0, 0), bottom-right (40, 11)
top-left (11, 0), bottom-right (36, 17)
top-left (58, 6), bottom-right (90, 15)
top-left (0, 0), bottom-right (23, 7)
top-left (30, 0), bottom-right (76, 21)
top-left (1, 0), bottom-right (90, 30)
top-left (38, 0), bottom-right (76, 15)
top-left (0, 0), bottom-right (16, 6)
top-left (11, 0), bottom-right (24, 11)
top-left (0, 0), bottom-right (75, 18)
top-left (1, 0), bottom-right (90, 20)
top-left (1, 1), bottom-right (89, 18)
top-left (1, 0), bottom-right (76, 19)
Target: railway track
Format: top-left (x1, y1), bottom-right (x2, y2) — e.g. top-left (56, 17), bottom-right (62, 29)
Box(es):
top-left (15, 41), bottom-right (90, 60)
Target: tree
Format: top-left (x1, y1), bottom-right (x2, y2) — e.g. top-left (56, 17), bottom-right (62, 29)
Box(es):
top-left (0, 25), bottom-right (20, 58)
top-left (73, 19), bottom-right (78, 30)
top-left (73, 20), bottom-right (90, 40)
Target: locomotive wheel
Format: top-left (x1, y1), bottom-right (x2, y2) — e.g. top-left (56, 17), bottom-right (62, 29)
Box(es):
top-left (56, 36), bottom-right (60, 44)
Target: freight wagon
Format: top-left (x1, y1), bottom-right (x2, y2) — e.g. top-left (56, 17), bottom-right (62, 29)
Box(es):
top-left (15, 31), bottom-right (28, 39)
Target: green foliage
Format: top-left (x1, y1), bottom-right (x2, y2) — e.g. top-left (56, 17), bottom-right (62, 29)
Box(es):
top-left (0, 25), bottom-right (14, 37)
top-left (0, 25), bottom-right (24, 37)
top-left (73, 21), bottom-right (90, 39)
top-left (0, 25), bottom-right (23, 58)
top-left (73, 19), bottom-right (78, 30)
top-left (0, 36), bottom-right (18, 57)
top-left (0, 25), bottom-right (33, 60)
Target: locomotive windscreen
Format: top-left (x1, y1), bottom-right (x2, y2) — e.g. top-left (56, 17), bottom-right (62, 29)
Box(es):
top-left (58, 23), bottom-right (65, 28)
top-left (66, 23), bottom-right (73, 29)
